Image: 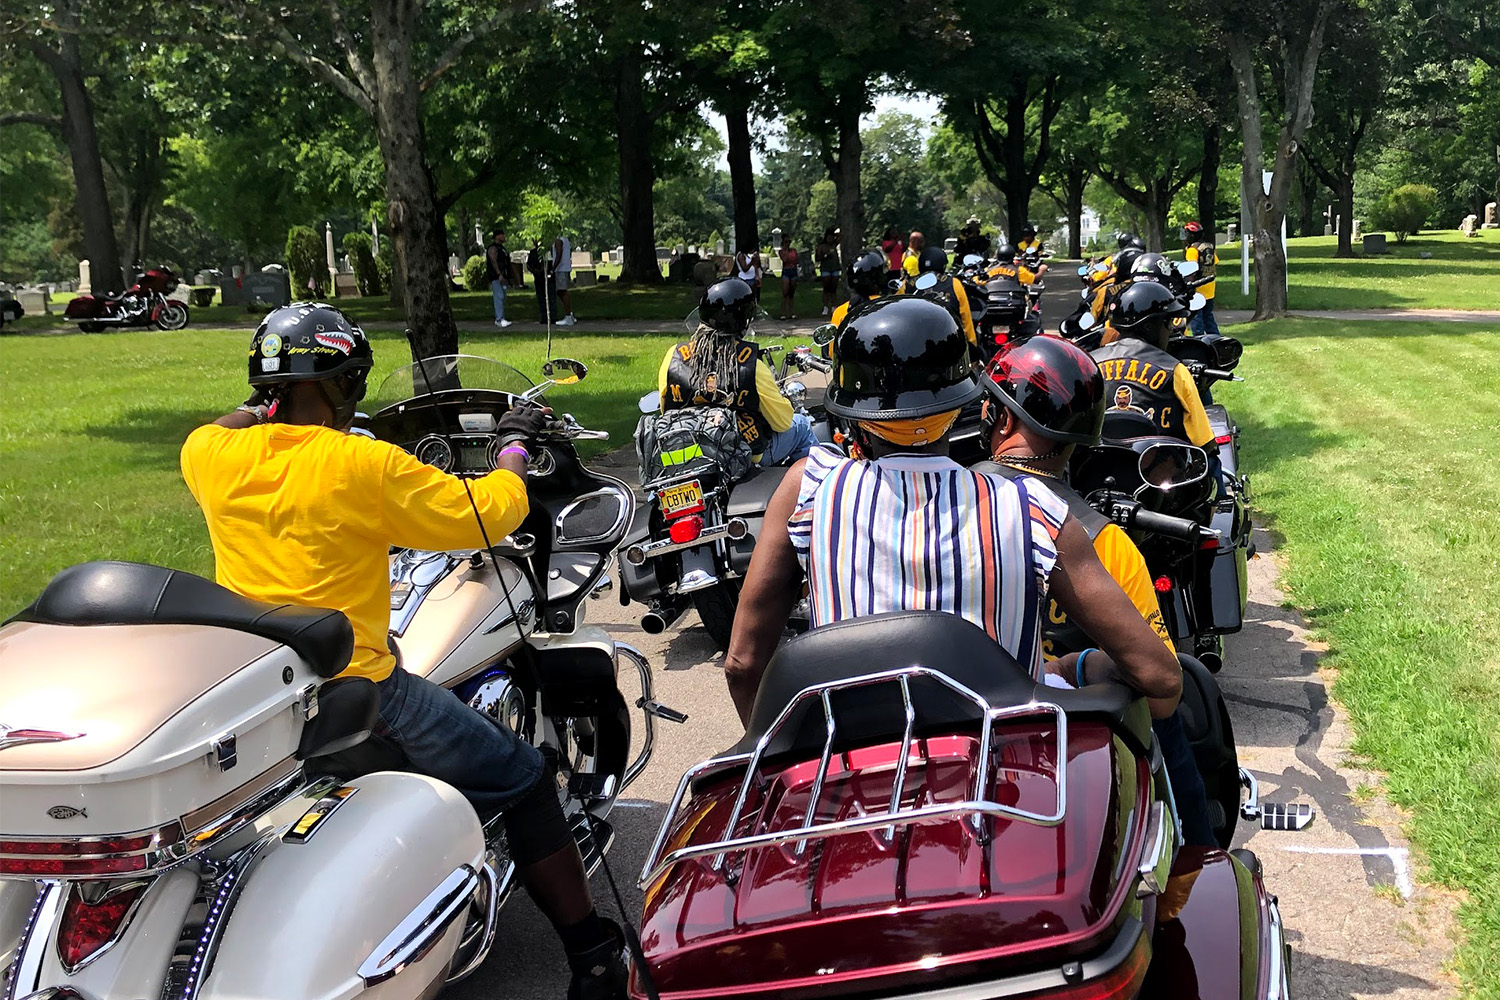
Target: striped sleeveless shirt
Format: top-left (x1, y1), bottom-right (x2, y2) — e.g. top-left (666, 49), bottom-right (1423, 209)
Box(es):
top-left (787, 448), bottom-right (1069, 679)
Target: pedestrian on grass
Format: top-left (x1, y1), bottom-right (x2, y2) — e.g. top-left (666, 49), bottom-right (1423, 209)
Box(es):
top-left (485, 228), bottom-right (513, 329)
top-left (551, 232), bottom-right (577, 326)
top-left (880, 227), bottom-right (905, 286)
top-left (778, 238), bottom-right (800, 320)
top-left (528, 239), bottom-right (558, 323)
top-left (815, 228), bottom-right (841, 317)
top-left (734, 248), bottom-right (763, 302)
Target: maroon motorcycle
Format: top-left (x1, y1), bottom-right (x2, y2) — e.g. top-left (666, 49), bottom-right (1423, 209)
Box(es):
top-left (635, 611), bottom-right (1291, 1000)
top-left (63, 265), bottom-right (190, 332)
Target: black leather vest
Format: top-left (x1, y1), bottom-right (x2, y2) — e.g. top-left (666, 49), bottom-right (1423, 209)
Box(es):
top-left (663, 339), bottom-right (772, 449)
top-left (1091, 340), bottom-right (1187, 440)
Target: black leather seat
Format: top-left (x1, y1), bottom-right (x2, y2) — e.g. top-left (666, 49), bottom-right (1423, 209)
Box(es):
top-left (10, 561), bottom-right (354, 679)
top-left (723, 611), bottom-right (1151, 764)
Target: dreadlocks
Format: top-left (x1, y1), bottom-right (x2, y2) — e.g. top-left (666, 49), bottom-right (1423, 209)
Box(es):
top-left (686, 323), bottom-right (744, 402)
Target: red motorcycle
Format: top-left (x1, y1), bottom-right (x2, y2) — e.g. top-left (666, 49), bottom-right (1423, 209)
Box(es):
top-left (63, 265), bottom-right (190, 332)
top-left (635, 611), bottom-right (1292, 1000)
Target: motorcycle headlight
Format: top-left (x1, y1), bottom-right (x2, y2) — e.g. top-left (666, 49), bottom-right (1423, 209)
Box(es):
top-left (783, 381), bottom-right (807, 408)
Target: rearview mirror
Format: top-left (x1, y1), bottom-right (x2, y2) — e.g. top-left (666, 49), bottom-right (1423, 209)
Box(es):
top-left (1210, 336), bottom-right (1243, 368)
top-left (1176, 259), bottom-right (1201, 278)
top-left (1137, 443), bottom-right (1208, 490)
top-left (638, 390), bottom-right (659, 414)
top-left (962, 254), bottom-right (983, 267)
top-left (812, 323), bottom-right (837, 346)
top-left (914, 272), bottom-right (939, 290)
top-left (542, 358), bottom-right (588, 384)
top-left (1189, 292), bottom-right (1207, 311)
top-left (1077, 312), bottom-right (1097, 331)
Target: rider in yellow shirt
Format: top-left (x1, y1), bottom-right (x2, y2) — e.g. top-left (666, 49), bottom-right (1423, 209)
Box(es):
top-left (1182, 221), bottom-right (1220, 335)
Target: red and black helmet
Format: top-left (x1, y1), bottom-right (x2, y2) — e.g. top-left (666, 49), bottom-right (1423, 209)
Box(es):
top-left (1184, 221), bottom-right (1203, 233)
top-left (981, 335), bottom-right (1105, 446)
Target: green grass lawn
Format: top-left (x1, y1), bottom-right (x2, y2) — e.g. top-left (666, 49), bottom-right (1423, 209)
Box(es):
top-left (1232, 317), bottom-right (1500, 994)
top-left (1210, 229), bottom-right (1500, 311)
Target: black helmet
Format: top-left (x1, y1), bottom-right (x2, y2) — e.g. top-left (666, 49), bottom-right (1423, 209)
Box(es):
top-left (916, 245), bottom-right (948, 275)
top-left (848, 249), bottom-right (887, 299)
top-left (825, 297), bottom-right (983, 421)
top-left (1110, 280), bottom-right (1186, 345)
top-left (1116, 232), bottom-right (1143, 250)
top-left (248, 303), bottom-right (372, 427)
top-left (1130, 252), bottom-right (1188, 296)
top-left (1113, 247), bottom-right (1145, 280)
top-left (1020, 224), bottom-right (1037, 239)
top-left (698, 277), bottom-right (755, 335)
top-left (981, 336), bottom-right (1105, 446)
top-left (992, 240), bottom-right (1016, 263)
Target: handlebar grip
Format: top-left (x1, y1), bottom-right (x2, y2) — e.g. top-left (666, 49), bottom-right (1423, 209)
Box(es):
top-left (1128, 506), bottom-right (1206, 541)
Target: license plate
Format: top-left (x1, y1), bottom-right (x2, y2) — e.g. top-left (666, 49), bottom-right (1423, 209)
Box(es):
top-left (659, 480), bottom-right (704, 516)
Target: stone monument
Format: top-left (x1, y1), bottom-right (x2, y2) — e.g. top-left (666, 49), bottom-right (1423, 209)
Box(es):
top-left (324, 222), bottom-right (339, 290)
top-left (77, 260), bottom-right (91, 295)
top-left (1483, 202), bottom-right (1498, 229)
top-left (1460, 214), bottom-right (1479, 237)
top-left (1350, 218), bottom-right (1363, 241)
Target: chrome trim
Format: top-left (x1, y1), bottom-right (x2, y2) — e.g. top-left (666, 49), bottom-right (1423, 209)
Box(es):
top-left (209, 734), bottom-right (237, 772)
top-left (616, 643), bottom-right (655, 792)
top-left (19, 989), bottom-right (101, 1000)
top-left (359, 864), bottom-right (480, 987)
top-left (0, 726), bottom-right (86, 753)
top-left (640, 666), bottom-right (1067, 887)
top-left (56, 880), bottom-right (152, 974)
top-left (1134, 800), bottom-right (1174, 898)
top-left (623, 517), bottom-right (749, 565)
top-left (1266, 895), bottom-right (1290, 1000)
top-left (444, 860), bottom-right (501, 984)
top-left (389, 550), bottom-right (461, 637)
top-left (481, 596), bottom-right (536, 635)
top-left (1240, 767), bottom-right (1261, 821)
top-left (281, 786), bottom-right (358, 845)
top-left (4, 882), bottom-right (60, 1000)
top-left (555, 487), bottom-right (632, 547)
top-left (161, 836), bottom-right (274, 1000)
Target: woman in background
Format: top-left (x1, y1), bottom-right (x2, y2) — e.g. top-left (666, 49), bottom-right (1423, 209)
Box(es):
top-left (778, 239), bottom-right (800, 320)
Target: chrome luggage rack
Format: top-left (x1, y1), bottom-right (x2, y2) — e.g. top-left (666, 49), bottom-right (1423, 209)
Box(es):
top-left (639, 666), bottom-right (1067, 886)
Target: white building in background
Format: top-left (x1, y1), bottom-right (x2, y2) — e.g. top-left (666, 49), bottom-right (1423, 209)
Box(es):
top-left (1051, 208), bottom-right (1102, 255)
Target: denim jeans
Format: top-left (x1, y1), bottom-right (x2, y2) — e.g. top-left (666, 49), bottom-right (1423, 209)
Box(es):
top-left (375, 665), bottom-right (544, 818)
top-left (1153, 710), bottom-right (1217, 848)
top-left (490, 280), bottom-right (507, 322)
top-left (758, 413), bottom-right (820, 466)
top-left (1188, 298), bottom-right (1220, 336)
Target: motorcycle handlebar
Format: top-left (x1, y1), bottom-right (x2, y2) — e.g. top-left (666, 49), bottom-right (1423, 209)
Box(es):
top-left (1186, 363), bottom-right (1242, 383)
top-left (1127, 506), bottom-right (1205, 541)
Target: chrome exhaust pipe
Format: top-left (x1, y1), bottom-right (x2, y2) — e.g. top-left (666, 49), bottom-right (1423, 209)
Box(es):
top-left (641, 603), bottom-right (685, 635)
top-left (1198, 650), bottom-right (1223, 673)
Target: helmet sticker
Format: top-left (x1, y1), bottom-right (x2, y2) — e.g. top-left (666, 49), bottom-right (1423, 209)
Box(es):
top-left (315, 330), bottom-right (356, 354)
top-left (261, 357), bottom-right (282, 373)
top-left (261, 333), bottom-right (282, 357)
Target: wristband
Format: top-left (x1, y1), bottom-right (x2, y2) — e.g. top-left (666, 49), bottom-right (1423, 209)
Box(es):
top-left (499, 445), bottom-right (530, 460)
top-left (1075, 648), bottom-right (1096, 688)
top-left (235, 404), bottom-right (269, 424)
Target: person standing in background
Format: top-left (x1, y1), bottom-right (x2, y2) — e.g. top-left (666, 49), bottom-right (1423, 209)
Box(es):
top-left (880, 227), bottom-right (905, 286)
top-left (815, 228), bottom-right (840, 317)
top-left (485, 228), bottom-right (513, 329)
top-left (778, 238), bottom-right (800, 320)
top-left (528, 238), bottom-right (558, 324)
top-left (552, 233), bottom-right (577, 326)
top-left (1182, 222), bottom-right (1219, 335)
top-left (902, 231), bottom-right (925, 278)
top-left (734, 247), bottom-right (763, 302)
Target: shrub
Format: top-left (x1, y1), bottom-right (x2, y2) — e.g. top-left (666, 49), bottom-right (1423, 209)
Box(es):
top-left (1373, 184), bottom-right (1438, 243)
top-left (342, 232), bottom-right (381, 296)
top-left (375, 238), bottom-right (394, 292)
top-left (285, 225), bottom-right (326, 297)
top-left (462, 254), bottom-right (489, 291)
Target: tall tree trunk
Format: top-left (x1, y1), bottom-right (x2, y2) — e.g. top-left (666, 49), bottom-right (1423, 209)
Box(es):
top-left (31, 34), bottom-right (122, 293)
top-left (615, 50), bottom-right (661, 284)
top-left (1000, 90), bottom-right (1031, 243)
top-left (1334, 177), bottom-right (1355, 257)
top-left (1143, 177), bottom-right (1167, 252)
top-left (832, 100), bottom-right (865, 282)
top-left (1197, 123), bottom-right (1220, 237)
top-left (369, 0), bottom-right (458, 360)
top-left (1064, 164), bottom-right (1087, 258)
top-left (724, 101), bottom-right (758, 254)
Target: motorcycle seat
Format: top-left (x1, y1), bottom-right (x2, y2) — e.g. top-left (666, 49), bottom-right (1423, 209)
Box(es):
top-left (10, 561), bottom-right (354, 678)
top-left (724, 611), bottom-right (1152, 768)
top-left (726, 465), bottom-right (791, 517)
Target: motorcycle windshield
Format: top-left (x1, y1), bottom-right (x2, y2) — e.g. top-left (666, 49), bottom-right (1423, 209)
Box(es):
top-left (369, 354), bottom-right (535, 413)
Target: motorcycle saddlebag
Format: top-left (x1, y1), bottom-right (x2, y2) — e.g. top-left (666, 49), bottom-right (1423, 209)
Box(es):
top-left (634, 407), bottom-right (752, 489)
top-left (63, 295), bottom-right (102, 318)
top-left (1202, 504), bottom-right (1247, 634)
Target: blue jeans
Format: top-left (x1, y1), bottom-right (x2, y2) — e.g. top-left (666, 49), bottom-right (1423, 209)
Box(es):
top-left (758, 413), bottom-right (819, 466)
top-left (1153, 710), bottom-right (1216, 848)
top-left (376, 665), bottom-right (543, 817)
top-left (1188, 298), bottom-right (1220, 336)
top-left (490, 280), bottom-right (507, 322)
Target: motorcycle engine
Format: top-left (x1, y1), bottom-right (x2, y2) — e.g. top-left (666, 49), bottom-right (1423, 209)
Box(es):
top-left (468, 672), bottom-right (528, 737)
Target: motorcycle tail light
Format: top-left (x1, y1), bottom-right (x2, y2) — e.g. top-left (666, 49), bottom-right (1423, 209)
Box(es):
top-left (668, 516), bottom-right (703, 544)
top-left (58, 883), bottom-right (145, 969)
top-left (1044, 933), bottom-right (1148, 999)
top-left (1153, 576), bottom-right (1173, 593)
top-left (1214, 434), bottom-right (1233, 445)
top-left (994, 332), bottom-right (1009, 348)
top-left (1199, 536), bottom-right (1220, 551)
top-left (0, 825), bottom-right (176, 876)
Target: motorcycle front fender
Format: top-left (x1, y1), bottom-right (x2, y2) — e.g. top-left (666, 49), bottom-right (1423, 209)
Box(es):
top-left (1145, 847), bottom-right (1281, 999)
top-left (201, 772), bottom-right (485, 1000)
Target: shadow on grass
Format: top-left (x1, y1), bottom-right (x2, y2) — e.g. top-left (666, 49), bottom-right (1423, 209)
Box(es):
top-left (1238, 318), bottom-right (1499, 341)
top-left (85, 408), bottom-right (222, 470)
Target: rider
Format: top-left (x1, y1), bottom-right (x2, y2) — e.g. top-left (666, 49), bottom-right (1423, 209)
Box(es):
top-left (900, 245), bottom-right (978, 345)
top-left (1016, 224), bottom-right (1047, 279)
top-left (1182, 221), bottom-right (1220, 335)
top-left (972, 337), bottom-right (1215, 845)
top-left (722, 297), bottom-right (1181, 724)
top-left (1092, 282), bottom-right (1215, 453)
top-left (987, 239), bottom-right (1041, 287)
top-left (658, 277), bottom-right (817, 466)
top-left (180, 304), bottom-right (627, 1000)
top-left (830, 249), bottom-right (888, 328)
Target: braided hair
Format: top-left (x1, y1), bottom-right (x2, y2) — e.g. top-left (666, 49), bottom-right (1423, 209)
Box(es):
top-left (686, 323), bottom-right (744, 402)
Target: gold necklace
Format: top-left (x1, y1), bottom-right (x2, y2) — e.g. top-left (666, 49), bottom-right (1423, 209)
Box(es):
top-left (995, 457), bottom-right (1061, 480)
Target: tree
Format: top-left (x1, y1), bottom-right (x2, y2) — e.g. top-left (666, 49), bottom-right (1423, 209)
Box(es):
top-left (203, 0), bottom-right (533, 360)
top-left (862, 111), bottom-right (945, 242)
top-left (1373, 183), bottom-right (1437, 240)
top-left (1037, 97), bottom-right (1094, 258)
top-left (1088, 82), bottom-right (1204, 250)
top-left (1222, 0), bottom-right (1338, 318)
top-left (1, 1), bottom-right (124, 291)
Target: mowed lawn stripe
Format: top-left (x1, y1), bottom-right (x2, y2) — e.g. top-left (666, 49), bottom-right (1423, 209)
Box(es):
top-left (1233, 318), bottom-right (1500, 994)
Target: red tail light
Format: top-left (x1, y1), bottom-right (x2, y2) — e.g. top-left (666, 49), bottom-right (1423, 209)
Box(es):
top-left (668, 516), bottom-right (704, 544)
top-left (1153, 575), bottom-right (1173, 593)
top-left (1048, 933), bottom-right (1149, 999)
top-left (0, 824), bottom-right (178, 876)
top-left (1199, 536), bottom-right (1220, 551)
top-left (1214, 434), bottom-right (1233, 445)
top-left (994, 332), bottom-right (1009, 348)
top-left (58, 883), bottom-right (145, 969)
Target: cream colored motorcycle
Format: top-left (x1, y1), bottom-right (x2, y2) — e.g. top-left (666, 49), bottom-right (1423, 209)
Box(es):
top-left (0, 355), bottom-right (674, 999)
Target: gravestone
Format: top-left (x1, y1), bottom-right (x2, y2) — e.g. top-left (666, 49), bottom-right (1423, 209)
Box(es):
top-left (1350, 218), bottom-right (1363, 241)
top-left (715, 239), bottom-right (725, 256)
top-left (448, 254), bottom-right (461, 275)
top-left (691, 260), bottom-right (718, 286)
top-left (219, 278), bottom-right (243, 306)
top-left (333, 272), bottom-right (361, 297)
top-left (572, 269), bottom-right (597, 287)
top-left (1460, 214), bottom-right (1479, 237)
top-left (1323, 224), bottom-right (1333, 236)
top-left (77, 260), bottom-right (91, 295)
top-left (571, 251), bottom-right (593, 269)
top-left (1484, 202), bottom-right (1499, 229)
top-left (1362, 233), bottom-right (1387, 254)
top-left (1225, 223), bottom-right (1238, 241)
top-left (17, 287), bottom-right (48, 315)
top-left (243, 271), bottom-right (291, 309)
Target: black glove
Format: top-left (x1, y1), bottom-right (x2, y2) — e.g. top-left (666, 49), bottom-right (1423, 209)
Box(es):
top-left (496, 402), bottom-right (550, 449)
top-left (242, 386), bottom-right (274, 408)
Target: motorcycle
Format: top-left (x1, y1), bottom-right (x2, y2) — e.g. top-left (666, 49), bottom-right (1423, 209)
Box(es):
top-left (63, 266), bottom-right (190, 333)
top-left (633, 608), bottom-right (1293, 999)
top-left (0, 354), bottom-right (674, 999)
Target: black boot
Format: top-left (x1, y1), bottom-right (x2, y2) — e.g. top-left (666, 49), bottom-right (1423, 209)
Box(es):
top-left (566, 918), bottom-right (628, 1000)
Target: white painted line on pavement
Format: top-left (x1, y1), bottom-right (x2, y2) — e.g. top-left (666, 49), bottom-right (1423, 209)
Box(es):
top-left (1281, 846), bottom-right (1413, 899)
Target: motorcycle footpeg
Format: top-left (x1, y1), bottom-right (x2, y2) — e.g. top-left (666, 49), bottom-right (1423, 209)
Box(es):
top-left (639, 698), bottom-right (689, 724)
top-left (1259, 802), bottom-right (1317, 831)
top-left (568, 771), bottom-right (618, 805)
